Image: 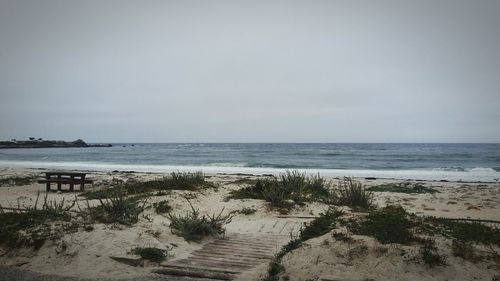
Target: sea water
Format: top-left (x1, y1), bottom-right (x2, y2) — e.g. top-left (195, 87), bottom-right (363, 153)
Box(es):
top-left (0, 143), bottom-right (499, 182)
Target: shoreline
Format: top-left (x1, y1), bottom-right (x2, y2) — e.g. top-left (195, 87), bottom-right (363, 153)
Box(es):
top-left (1, 160), bottom-right (499, 183)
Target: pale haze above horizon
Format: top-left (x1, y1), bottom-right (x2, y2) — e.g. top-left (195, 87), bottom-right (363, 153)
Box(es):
top-left (1, 0), bottom-right (499, 143)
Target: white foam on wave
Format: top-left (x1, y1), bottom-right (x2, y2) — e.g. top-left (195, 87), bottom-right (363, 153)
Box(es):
top-left (0, 160), bottom-right (499, 182)
top-left (468, 167), bottom-right (497, 172)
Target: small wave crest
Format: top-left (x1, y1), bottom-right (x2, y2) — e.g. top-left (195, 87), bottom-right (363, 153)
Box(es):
top-left (203, 162), bottom-right (248, 167)
top-left (433, 167), bottom-right (497, 172)
top-left (432, 167), bottom-right (466, 172)
top-left (468, 167), bottom-right (497, 172)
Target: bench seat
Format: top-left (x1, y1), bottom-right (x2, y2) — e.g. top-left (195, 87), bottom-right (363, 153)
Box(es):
top-left (38, 173), bottom-right (93, 191)
top-left (38, 179), bottom-right (94, 184)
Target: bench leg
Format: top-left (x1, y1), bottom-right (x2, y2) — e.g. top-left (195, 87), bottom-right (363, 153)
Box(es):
top-left (46, 182), bottom-right (51, 192)
top-left (57, 175), bottom-right (62, 191)
top-left (69, 176), bottom-right (74, 191)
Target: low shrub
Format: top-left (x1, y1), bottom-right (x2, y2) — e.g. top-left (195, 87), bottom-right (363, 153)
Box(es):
top-left (263, 259), bottom-right (285, 281)
top-left (332, 232), bottom-right (353, 243)
top-left (168, 201), bottom-right (232, 242)
top-left (131, 247), bottom-right (170, 262)
top-left (367, 182), bottom-right (438, 194)
top-left (349, 205), bottom-right (416, 244)
top-left (231, 207), bottom-right (257, 215)
top-left (300, 208), bottom-right (344, 241)
top-left (153, 200), bottom-right (172, 214)
top-left (424, 218), bottom-right (500, 246)
top-left (451, 239), bottom-right (476, 260)
top-left (276, 238), bottom-right (303, 260)
top-left (419, 238), bottom-right (447, 267)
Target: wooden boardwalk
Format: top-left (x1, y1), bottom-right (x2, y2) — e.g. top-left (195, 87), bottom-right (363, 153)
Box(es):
top-left (155, 234), bottom-right (284, 280)
top-left (154, 218), bottom-right (311, 280)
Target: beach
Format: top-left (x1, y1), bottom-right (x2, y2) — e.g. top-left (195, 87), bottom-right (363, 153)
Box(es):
top-left (0, 167), bottom-right (499, 281)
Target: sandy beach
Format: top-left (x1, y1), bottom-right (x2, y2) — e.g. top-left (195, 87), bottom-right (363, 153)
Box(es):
top-left (0, 167), bottom-right (499, 281)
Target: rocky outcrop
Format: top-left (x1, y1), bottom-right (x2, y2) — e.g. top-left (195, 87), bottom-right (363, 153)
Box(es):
top-left (0, 139), bottom-right (112, 149)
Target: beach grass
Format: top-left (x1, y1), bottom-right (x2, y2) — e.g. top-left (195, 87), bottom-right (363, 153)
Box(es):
top-left (81, 171), bottom-right (215, 200)
top-left (331, 177), bottom-right (374, 209)
top-left (78, 185), bottom-right (145, 225)
top-left (228, 170), bottom-right (331, 210)
top-left (0, 175), bottom-right (36, 187)
top-left (168, 200), bottom-right (232, 242)
top-left (0, 192), bottom-right (75, 249)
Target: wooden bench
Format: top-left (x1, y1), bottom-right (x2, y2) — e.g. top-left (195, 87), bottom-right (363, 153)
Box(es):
top-left (38, 171), bottom-right (93, 191)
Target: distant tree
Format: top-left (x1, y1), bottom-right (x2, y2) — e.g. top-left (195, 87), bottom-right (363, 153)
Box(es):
top-left (29, 137), bottom-right (35, 141)
top-left (11, 139), bottom-right (16, 142)
top-left (38, 138), bottom-right (43, 141)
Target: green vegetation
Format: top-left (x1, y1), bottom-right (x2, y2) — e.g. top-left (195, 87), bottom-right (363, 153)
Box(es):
top-left (349, 205), bottom-right (416, 244)
top-left (227, 171), bottom-right (331, 210)
top-left (131, 247), bottom-right (170, 262)
top-left (276, 238), bottom-right (303, 260)
top-left (264, 208), bottom-right (343, 281)
top-left (332, 232), bottom-right (353, 242)
top-left (418, 238), bottom-right (447, 267)
top-left (78, 185), bottom-right (145, 225)
top-left (264, 259), bottom-right (285, 281)
top-left (423, 218), bottom-right (500, 246)
top-left (451, 239), bottom-right (476, 260)
top-left (0, 175), bottom-right (35, 187)
top-left (81, 171), bottom-right (215, 199)
top-left (231, 207), bottom-right (257, 215)
top-left (299, 208), bottom-right (344, 240)
top-left (168, 201), bottom-right (232, 242)
top-left (0, 193), bottom-right (75, 249)
top-left (153, 200), bottom-right (172, 214)
top-left (367, 182), bottom-right (439, 194)
top-left (331, 178), bottom-right (374, 209)
top-left (230, 178), bottom-right (259, 185)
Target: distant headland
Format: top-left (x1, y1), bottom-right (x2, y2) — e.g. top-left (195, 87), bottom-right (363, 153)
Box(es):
top-left (0, 138), bottom-right (112, 149)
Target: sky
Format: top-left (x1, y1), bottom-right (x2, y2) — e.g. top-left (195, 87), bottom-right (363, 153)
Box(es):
top-left (1, 0), bottom-right (499, 143)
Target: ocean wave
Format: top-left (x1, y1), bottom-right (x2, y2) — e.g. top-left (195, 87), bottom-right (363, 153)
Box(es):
top-left (468, 167), bottom-right (497, 172)
top-left (433, 167), bottom-right (497, 172)
top-left (432, 167), bottom-right (466, 172)
top-left (202, 162), bottom-right (248, 167)
top-left (0, 160), bottom-right (499, 182)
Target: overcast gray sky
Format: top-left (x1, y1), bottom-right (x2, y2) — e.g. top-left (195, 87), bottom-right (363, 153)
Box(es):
top-left (1, 0), bottom-right (499, 143)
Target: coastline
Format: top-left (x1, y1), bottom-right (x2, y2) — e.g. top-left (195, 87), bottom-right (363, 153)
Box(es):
top-left (1, 160), bottom-right (499, 183)
top-left (0, 167), bottom-right (499, 280)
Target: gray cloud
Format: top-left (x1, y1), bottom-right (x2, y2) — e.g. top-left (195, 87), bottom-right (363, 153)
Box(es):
top-left (1, 0), bottom-right (499, 142)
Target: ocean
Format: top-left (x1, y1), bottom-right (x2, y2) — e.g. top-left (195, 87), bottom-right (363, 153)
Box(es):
top-left (0, 143), bottom-right (499, 182)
